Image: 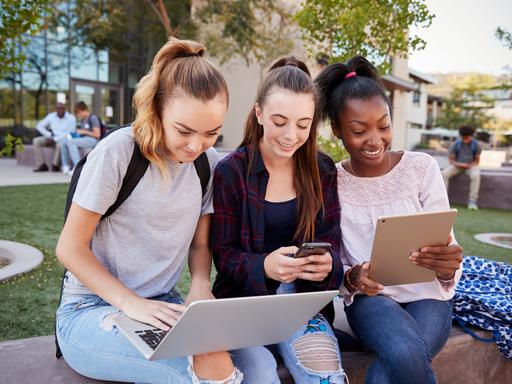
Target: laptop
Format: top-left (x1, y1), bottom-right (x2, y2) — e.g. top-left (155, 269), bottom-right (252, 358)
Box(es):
top-left (368, 209), bottom-right (458, 286)
top-left (114, 290), bottom-right (339, 360)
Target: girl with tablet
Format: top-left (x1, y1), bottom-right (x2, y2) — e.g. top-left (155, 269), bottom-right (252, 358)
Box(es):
top-left (316, 56), bottom-right (463, 384)
top-left (55, 37), bottom-right (269, 384)
top-left (211, 57), bottom-right (347, 383)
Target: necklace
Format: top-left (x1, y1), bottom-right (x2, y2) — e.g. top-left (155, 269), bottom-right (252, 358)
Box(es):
top-left (347, 151), bottom-right (392, 177)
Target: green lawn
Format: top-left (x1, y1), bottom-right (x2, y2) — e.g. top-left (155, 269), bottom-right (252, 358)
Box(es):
top-left (0, 184), bottom-right (511, 342)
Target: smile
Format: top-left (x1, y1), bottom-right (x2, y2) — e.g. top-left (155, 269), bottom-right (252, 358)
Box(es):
top-left (362, 147), bottom-right (384, 156)
top-left (277, 141), bottom-right (296, 150)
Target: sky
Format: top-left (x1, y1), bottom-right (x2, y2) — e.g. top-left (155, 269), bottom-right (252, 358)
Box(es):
top-left (408, 0), bottom-right (512, 75)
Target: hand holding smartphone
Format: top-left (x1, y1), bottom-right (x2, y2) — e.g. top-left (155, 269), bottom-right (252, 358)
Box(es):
top-left (295, 242), bottom-right (331, 258)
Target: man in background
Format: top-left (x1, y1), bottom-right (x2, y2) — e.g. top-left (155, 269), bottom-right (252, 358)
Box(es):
top-left (32, 102), bottom-right (76, 172)
top-left (442, 125), bottom-right (481, 210)
top-left (60, 101), bottom-right (101, 174)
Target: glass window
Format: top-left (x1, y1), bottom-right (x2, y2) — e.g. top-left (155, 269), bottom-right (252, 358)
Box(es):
top-left (46, 54), bottom-right (70, 91)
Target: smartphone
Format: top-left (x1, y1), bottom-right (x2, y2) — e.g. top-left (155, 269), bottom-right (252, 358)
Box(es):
top-left (295, 242), bottom-right (331, 258)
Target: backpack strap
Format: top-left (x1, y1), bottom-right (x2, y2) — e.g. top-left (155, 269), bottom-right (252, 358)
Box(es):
top-left (454, 139), bottom-right (462, 157)
top-left (102, 143), bottom-right (149, 219)
top-left (193, 151), bottom-right (210, 198)
top-left (470, 139), bottom-right (478, 158)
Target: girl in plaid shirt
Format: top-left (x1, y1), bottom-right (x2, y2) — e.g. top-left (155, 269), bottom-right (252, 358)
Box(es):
top-left (211, 57), bottom-right (347, 384)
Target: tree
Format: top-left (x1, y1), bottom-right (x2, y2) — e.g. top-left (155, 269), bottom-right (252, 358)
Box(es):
top-left (496, 26), bottom-right (512, 50)
top-left (196, 0), bottom-right (296, 68)
top-left (0, 0), bottom-right (50, 78)
top-left (48, 0), bottom-right (197, 71)
top-left (295, 0), bottom-right (434, 72)
top-left (436, 88), bottom-right (494, 131)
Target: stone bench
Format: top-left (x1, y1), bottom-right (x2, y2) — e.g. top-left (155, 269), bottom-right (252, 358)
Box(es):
top-left (1, 327), bottom-right (510, 383)
top-left (16, 144), bottom-right (90, 169)
top-left (447, 169), bottom-right (512, 210)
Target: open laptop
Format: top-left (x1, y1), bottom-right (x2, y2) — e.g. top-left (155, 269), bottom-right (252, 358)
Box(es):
top-left (368, 209), bottom-right (458, 286)
top-left (114, 290), bottom-right (339, 360)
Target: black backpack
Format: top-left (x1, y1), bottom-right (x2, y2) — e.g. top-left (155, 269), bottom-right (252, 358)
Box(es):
top-left (86, 114), bottom-right (109, 139)
top-left (55, 125), bottom-right (210, 358)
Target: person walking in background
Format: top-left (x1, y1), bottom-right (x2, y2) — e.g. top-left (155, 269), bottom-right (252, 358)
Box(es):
top-left (60, 101), bottom-right (101, 174)
top-left (442, 126), bottom-right (481, 210)
top-left (32, 102), bottom-right (76, 172)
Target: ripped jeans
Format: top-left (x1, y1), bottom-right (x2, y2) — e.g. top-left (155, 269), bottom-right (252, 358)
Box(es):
top-left (56, 290), bottom-right (279, 384)
top-left (275, 283), bottom-right (347, 384)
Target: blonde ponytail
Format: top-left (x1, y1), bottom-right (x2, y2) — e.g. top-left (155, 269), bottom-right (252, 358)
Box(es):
top-left (132, 37), bottom-right (228, 175)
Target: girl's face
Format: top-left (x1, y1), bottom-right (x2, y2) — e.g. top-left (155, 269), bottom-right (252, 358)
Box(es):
top-left (256, 88), bottom-right (315, 161)
top-left (336, 95), bottom-right (392, 171)
top-left (161, 93), bottom-right (227, 163)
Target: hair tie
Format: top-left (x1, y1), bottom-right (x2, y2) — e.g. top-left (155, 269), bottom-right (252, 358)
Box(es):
top-left (345, 71), bottom-right (356, 79)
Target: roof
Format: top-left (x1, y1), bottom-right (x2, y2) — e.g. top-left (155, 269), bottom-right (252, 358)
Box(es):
top-left (409, 69), bottom-right (437, 84)
top-left (382, 74), bottom-right (417, 92)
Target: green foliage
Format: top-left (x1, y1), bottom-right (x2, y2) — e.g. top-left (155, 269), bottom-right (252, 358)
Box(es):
top-left (496, 26), bottom-right (512, 50)
top-left (317, 135), bottom-right (349, 163)
top-left (295, 0), bottom-right (434, 72)
top-left (197, 0), bottom-right (296, 68)
top-left (0, 0), bottom-right (50, 77)
top-left (0, 134), bottom-right (24, 157)
top-left (435, 75), bottom-right (496, 130)
top-left (47, 0), bottom-right (196, 70)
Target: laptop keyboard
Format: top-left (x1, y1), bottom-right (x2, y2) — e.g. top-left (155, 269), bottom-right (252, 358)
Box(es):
top-left (135, 328), bottom-right (169, 350)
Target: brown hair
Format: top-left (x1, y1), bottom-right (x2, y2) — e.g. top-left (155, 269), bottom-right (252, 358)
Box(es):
top-left (240, 56), bottom-right (322, 242)
top-left (132, 37), bottom-right (228, 174)
top-left (74, 101), bottom-right (88, 112)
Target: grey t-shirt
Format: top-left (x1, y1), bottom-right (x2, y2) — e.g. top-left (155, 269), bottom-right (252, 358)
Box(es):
top-left (80, 115), bottom-right (101, 132)
top-left (449, 140), bottom-right (481, 164)
top-left (63, 127), bottom-right (220, 298)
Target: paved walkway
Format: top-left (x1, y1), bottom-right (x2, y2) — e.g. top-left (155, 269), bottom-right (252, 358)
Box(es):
top-left (0, 158), bottom-right (71, 187)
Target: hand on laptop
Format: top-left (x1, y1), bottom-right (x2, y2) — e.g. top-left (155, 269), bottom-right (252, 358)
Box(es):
top-left (264, 246), bottom-right (310, 283)
top-left (122, 296), bottom-right (186, 331)
top-left (346, 263), bottom-right (384, 296)
top-left (409, 235), bottom-right (463, 280)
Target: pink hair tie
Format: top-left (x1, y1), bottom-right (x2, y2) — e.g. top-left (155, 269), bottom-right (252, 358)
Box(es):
top-left (345, 71), bottom-right (356, 79)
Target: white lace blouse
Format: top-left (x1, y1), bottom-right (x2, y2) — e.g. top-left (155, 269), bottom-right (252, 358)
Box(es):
top-left (337, 151), bottom-right (462, 305)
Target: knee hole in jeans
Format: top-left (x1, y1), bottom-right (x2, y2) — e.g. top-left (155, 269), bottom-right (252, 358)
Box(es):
top-left (291, 333), bottom-right (341, 372)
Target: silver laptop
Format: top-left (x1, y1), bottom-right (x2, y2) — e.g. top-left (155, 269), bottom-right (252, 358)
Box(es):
top-left (114, 290), bottom-right (339, 360)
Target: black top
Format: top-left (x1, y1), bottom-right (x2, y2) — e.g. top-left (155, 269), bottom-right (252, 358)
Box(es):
top-left (263, 198), bottom-right (297, 254)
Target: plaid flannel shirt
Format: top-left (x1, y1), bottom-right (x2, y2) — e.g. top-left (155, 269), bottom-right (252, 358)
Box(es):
top-left (211, 145), bottom-right (344, 300)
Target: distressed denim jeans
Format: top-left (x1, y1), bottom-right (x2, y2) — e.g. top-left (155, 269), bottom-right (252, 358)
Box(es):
top-left (56, 290), bottom-right (279, 384)
top-left (274, 283), bottom-right (347, 384)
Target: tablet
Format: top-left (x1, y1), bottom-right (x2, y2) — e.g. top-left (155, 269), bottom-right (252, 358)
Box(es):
top-left (368, 209), bottom-right (457, 286)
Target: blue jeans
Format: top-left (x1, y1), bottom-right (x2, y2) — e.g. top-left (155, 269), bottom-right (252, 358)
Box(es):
top-left (274, 282), bottom-right (347, 383)
top-left (60, 136), bottom-right (98, 168)
top-left (344, 295), bottom-right (453, 384)
top-left (56, 290), bottom-right (279, 384)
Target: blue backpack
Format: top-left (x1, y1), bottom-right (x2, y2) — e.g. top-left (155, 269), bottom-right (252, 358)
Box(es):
top-left (453, 255), bottom-right (512, 360)
top-left (454, 138), bottom-right (478, 160)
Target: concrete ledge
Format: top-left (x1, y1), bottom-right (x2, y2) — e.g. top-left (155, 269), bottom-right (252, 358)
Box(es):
top-left (0, 327), bottom-right (510, 383)
top-left (0, 240), bottom-right (43, 282)
top-left (16, 144), bottom-right (90, 169)
top-left (448, 170), bottom-right (512, 210)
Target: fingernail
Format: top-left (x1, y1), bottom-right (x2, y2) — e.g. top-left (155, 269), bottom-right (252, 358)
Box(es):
top-left (378, 285), bottom-right (384, 290)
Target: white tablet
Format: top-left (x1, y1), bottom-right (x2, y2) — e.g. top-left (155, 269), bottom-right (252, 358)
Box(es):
top-left (368, 209), bottom-right (457, 286)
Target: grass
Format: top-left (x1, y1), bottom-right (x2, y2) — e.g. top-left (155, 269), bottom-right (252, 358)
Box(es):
top-left (0, 184), bottom-right (511, 342)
